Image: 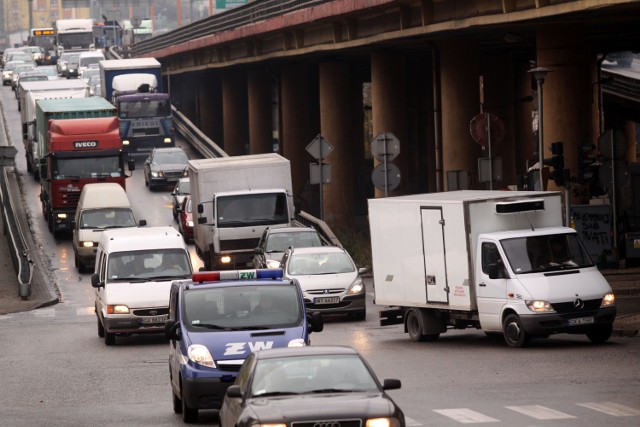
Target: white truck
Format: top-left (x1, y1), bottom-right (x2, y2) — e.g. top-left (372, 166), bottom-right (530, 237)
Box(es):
top-left (54, 18), bottom-right (95, 56)
top-left (20, 79), bottom-right (88, 180)
top-left (369, 190), bottom-right (617, 347)
top-left (189, 153), bottom-right (295, 270)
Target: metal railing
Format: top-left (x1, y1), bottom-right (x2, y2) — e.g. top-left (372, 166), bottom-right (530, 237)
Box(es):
top-left (172, 107), bottom-right (228, 158)
top-left (133, 0), bottom-right (333, 56)
top-left (602, 69), bottom-right (640, 103)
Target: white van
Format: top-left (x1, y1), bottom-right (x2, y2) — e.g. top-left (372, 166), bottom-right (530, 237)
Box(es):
top-left (73, 183), bottom-right (145, 273)
top-left (91, 226), bottom-right (193, 346)
top-left (77, 51), bottom-right (105, 78)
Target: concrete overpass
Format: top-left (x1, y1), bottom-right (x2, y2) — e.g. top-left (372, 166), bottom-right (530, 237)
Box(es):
top-left (132, 0), bottom-right (640, 231)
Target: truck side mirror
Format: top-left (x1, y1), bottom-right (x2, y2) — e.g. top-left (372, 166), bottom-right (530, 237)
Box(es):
top-left (128, 157), bottom-right (135, 171)
top-left (138, 219), bottom-right (147, 227)
top-left (197, 203), bottom-right (204, 214)
top-left (254, 247), bottom-right (264, 255)
top-left (90, 273), bottom-right (104, 288)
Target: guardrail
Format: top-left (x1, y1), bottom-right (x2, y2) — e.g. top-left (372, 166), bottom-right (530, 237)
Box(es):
top-left (295, 210), bottom-right (343, 248)
top-left (133, 0), bottom-right (332, 56)
top-left (172, 107), bottom-right (228, 158)
top-left (602, 69), bottom-right (640, 103)
top-left (0, 161), bottom-right (33, 299)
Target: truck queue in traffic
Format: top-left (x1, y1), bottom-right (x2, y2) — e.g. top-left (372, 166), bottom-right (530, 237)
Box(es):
top-left (0, 27), bottom-right (619, 425)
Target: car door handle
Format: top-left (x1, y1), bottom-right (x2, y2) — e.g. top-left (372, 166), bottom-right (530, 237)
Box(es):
top-left (478, 282), bottom-right (487, 287)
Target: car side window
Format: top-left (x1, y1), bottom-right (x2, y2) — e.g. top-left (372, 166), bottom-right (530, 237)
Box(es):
top-left (481, 242), bottom-right (505, 277)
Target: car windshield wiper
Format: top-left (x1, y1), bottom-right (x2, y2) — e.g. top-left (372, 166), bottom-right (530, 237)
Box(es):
top-left (308, 388), bottom-right (355, 394)
top-left (192, 323), bottom-right (232, 330)
top-left (109, 277), bottom-right (148, 282)
top-left (252, 391), bottom-right (300, 397)
top-left (146, 275), bottom-right (188, 281)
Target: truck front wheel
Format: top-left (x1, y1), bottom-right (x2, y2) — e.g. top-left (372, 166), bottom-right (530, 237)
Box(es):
top-left (503, 314), bottom-right (531, 348)
top-left (586, 323), bottom-right (613, 343)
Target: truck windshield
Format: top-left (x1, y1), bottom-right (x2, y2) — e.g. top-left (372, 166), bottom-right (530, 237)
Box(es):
top-left (108, 249), bottom-right (191, 281)
top-left (217, 193), bottom-right (289, 227)
top-left (80, 208), bottom-right (136, 229)
top-left (59, 33), bottom-right (93, 49)
top-left (183, 285), bottom-right (302, 330)
top-left (52, 156), bottom-right (122, 179)
top-left (119, 99), bottom-right (171, 118)
top-left (501, 233), bottom-right (594, 274)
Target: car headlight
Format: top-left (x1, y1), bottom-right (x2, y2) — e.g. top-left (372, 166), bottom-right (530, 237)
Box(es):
top-left (220, 255), bottom-right (232, 264)
top-left (288, 339), bottom-right (306, 347)
top-left (151, 171), bottom-right (159, 177)
top-left (182, 169), bottom-right (188, 177)
top-left (122, 139), bottom-right (130, 145)
top-left (107, 304), bottom-right (130, 314)
top-left (187, 220), bottom-right (193, 227)
top-left (366, 418), bottom-right (401, 427)
top-left (601, 292), bottom-right (615, 307)
top-left (163, 137), bottom-right (172, 143)
top-left (81, 241), bottom-right (95, 248)
top-left (347, 278), bottom-right (365, 295)
top-left (525, 300), bottom-right (554, 312)
top-left (187, 344), bottom-right (215, 368)
top-left (56, 213), bottom-right (67, 219)
top-left (265, 259), bottom-right (281, 269)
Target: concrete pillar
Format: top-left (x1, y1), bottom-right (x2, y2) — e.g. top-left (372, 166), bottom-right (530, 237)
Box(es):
top-left (482, 53), bottom-right (516, 187)
top-left (439, 39), bottom-right (481, 190)
top-left (221, 71), bottom-right (248, 155)
top-left (536, 24), bottom-right (592, 201)
top-left (371, 52), bottom-right (408, 197)
top-left (280, 65), bottom-right (320, 215)
top-left (625, 121), bottom-right (637, 163)
top-left (319, 61), bottom-right (355, 227)
top-left (247, 69), bottom-right (274, 154)
top-left (197, 70), bottom-right (224, 146)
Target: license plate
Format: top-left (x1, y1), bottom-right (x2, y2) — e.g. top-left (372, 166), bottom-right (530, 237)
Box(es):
top-left (568, 316), bottom-right (594, 326)
top-left (314, 297), bottom-right (340, 305)
top-left (141, 315), bottom-right (168, 325)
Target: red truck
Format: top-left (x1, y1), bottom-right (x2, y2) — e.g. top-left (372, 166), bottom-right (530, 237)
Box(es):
top-left (40, 116), bottom-right (134, 236)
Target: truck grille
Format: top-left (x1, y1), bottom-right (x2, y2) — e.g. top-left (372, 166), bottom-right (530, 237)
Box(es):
top-left (132, 308), bottom-right (169, 316)
top-left (133, 128), bottom-right (160, 136)
top-left (292, 420), bottom-right (362, 427)
top-left (551, 299), bottom-right (601, 314)
top-left (220, 238), bottom-right (260, 251)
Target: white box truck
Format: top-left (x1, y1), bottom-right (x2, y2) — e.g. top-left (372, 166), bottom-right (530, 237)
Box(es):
top-left (369, 190), bottom-right (617, 347)
top-left (189, 153), bottom-right (295, 270)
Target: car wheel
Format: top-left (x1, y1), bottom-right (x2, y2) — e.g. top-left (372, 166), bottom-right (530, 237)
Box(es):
top-left (173, 391), bottom-right (182, 414)
top-left (181, 386), bottom-right (198, 423)
top-left (406, 309), bottom-right (425, 342)
top-left (586, 323), bottom-right (613, 343)
top-left (503, 314), bottom-right (531, 348)
top-left (104, 330), bottom-right (116, 346)
top-left (97, 315), bottom-right (105, 338)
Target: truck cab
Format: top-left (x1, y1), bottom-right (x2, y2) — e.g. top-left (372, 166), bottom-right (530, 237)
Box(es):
top-left (165, 268), bottom-right (323, 422)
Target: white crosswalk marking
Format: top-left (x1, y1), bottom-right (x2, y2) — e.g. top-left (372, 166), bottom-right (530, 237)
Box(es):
top-left (506, 405), bottom-right (576, 420)
top-left (433, 409), bottom-right (499, 423)
top-left (76, 307), bottom-right (94, 316)
top-left (33, 307), bottom-right (56, 318)
top-left (578, 402), bottom-right (640, 416)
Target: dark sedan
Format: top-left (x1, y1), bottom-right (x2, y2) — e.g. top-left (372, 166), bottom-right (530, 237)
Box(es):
top-left (143, 147), bottom-right (189, 191)
top-left (220, 346), bottom-right (404, 427)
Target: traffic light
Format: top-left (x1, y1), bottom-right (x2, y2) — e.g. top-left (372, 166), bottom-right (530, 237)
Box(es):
top-left (543, 141), bottom-right (566, 186)
top-left (577, 143), bottom-right (596, 183)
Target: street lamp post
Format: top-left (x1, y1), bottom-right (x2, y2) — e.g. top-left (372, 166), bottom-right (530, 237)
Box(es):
top-left (529, 67), bottom-right (550, 190)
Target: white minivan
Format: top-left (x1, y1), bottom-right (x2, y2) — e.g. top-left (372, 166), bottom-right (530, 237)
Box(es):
top-left (77, 51), bottom-right (105, 78)
top-left (91, 226), bottom-right (193, 346)
top-left (73, 183), bottom-right (145, 273)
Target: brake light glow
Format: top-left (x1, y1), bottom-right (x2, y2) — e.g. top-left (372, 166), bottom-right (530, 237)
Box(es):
top-left (192, 268), bottom-right (284, 283)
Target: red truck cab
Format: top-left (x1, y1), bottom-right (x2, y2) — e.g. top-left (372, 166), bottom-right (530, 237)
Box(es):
top-left (41, 116), bottom-right (132, 236)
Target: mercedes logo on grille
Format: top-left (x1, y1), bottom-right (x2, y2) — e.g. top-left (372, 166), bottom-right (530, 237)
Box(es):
top-left (573, 298), bottom-right (584, 309)
top-left (314, 423), bottom-right (341, 427)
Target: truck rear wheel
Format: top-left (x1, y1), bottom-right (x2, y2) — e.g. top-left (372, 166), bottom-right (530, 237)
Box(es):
top-left (586, 323), bottom-right (613, 343)
top-left (503, 314), bottom-right (531, 348)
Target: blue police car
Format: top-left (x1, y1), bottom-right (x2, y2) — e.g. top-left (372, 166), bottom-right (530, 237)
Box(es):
top-left (165, 268), bottom-right (323, 423)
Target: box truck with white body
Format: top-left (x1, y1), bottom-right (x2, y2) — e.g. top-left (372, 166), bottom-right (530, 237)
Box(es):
top-left (369, 191), bottom-right (616, 347)
top-left (189, 154), bottom-right (295, 270)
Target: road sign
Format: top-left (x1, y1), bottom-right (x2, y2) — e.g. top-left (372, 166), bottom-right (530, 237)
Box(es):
top-left (306, 134), bottom-right (334, 160)
top-left (598, 129), bottom-right (627, 159)
top-left (371, 162), bottom-right (401, 192)
top-left (469, 112), bottom-right (505, 147)
top-left (0, 146), bottom-right (17, 166)
top-left (371, 132), bottom-right (400, 162)
top-left (310, 163), bottom-right (332, 184)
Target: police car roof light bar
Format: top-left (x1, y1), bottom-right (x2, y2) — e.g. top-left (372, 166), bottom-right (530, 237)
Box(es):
top-left (192, 268), bottom-right (284, 283)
